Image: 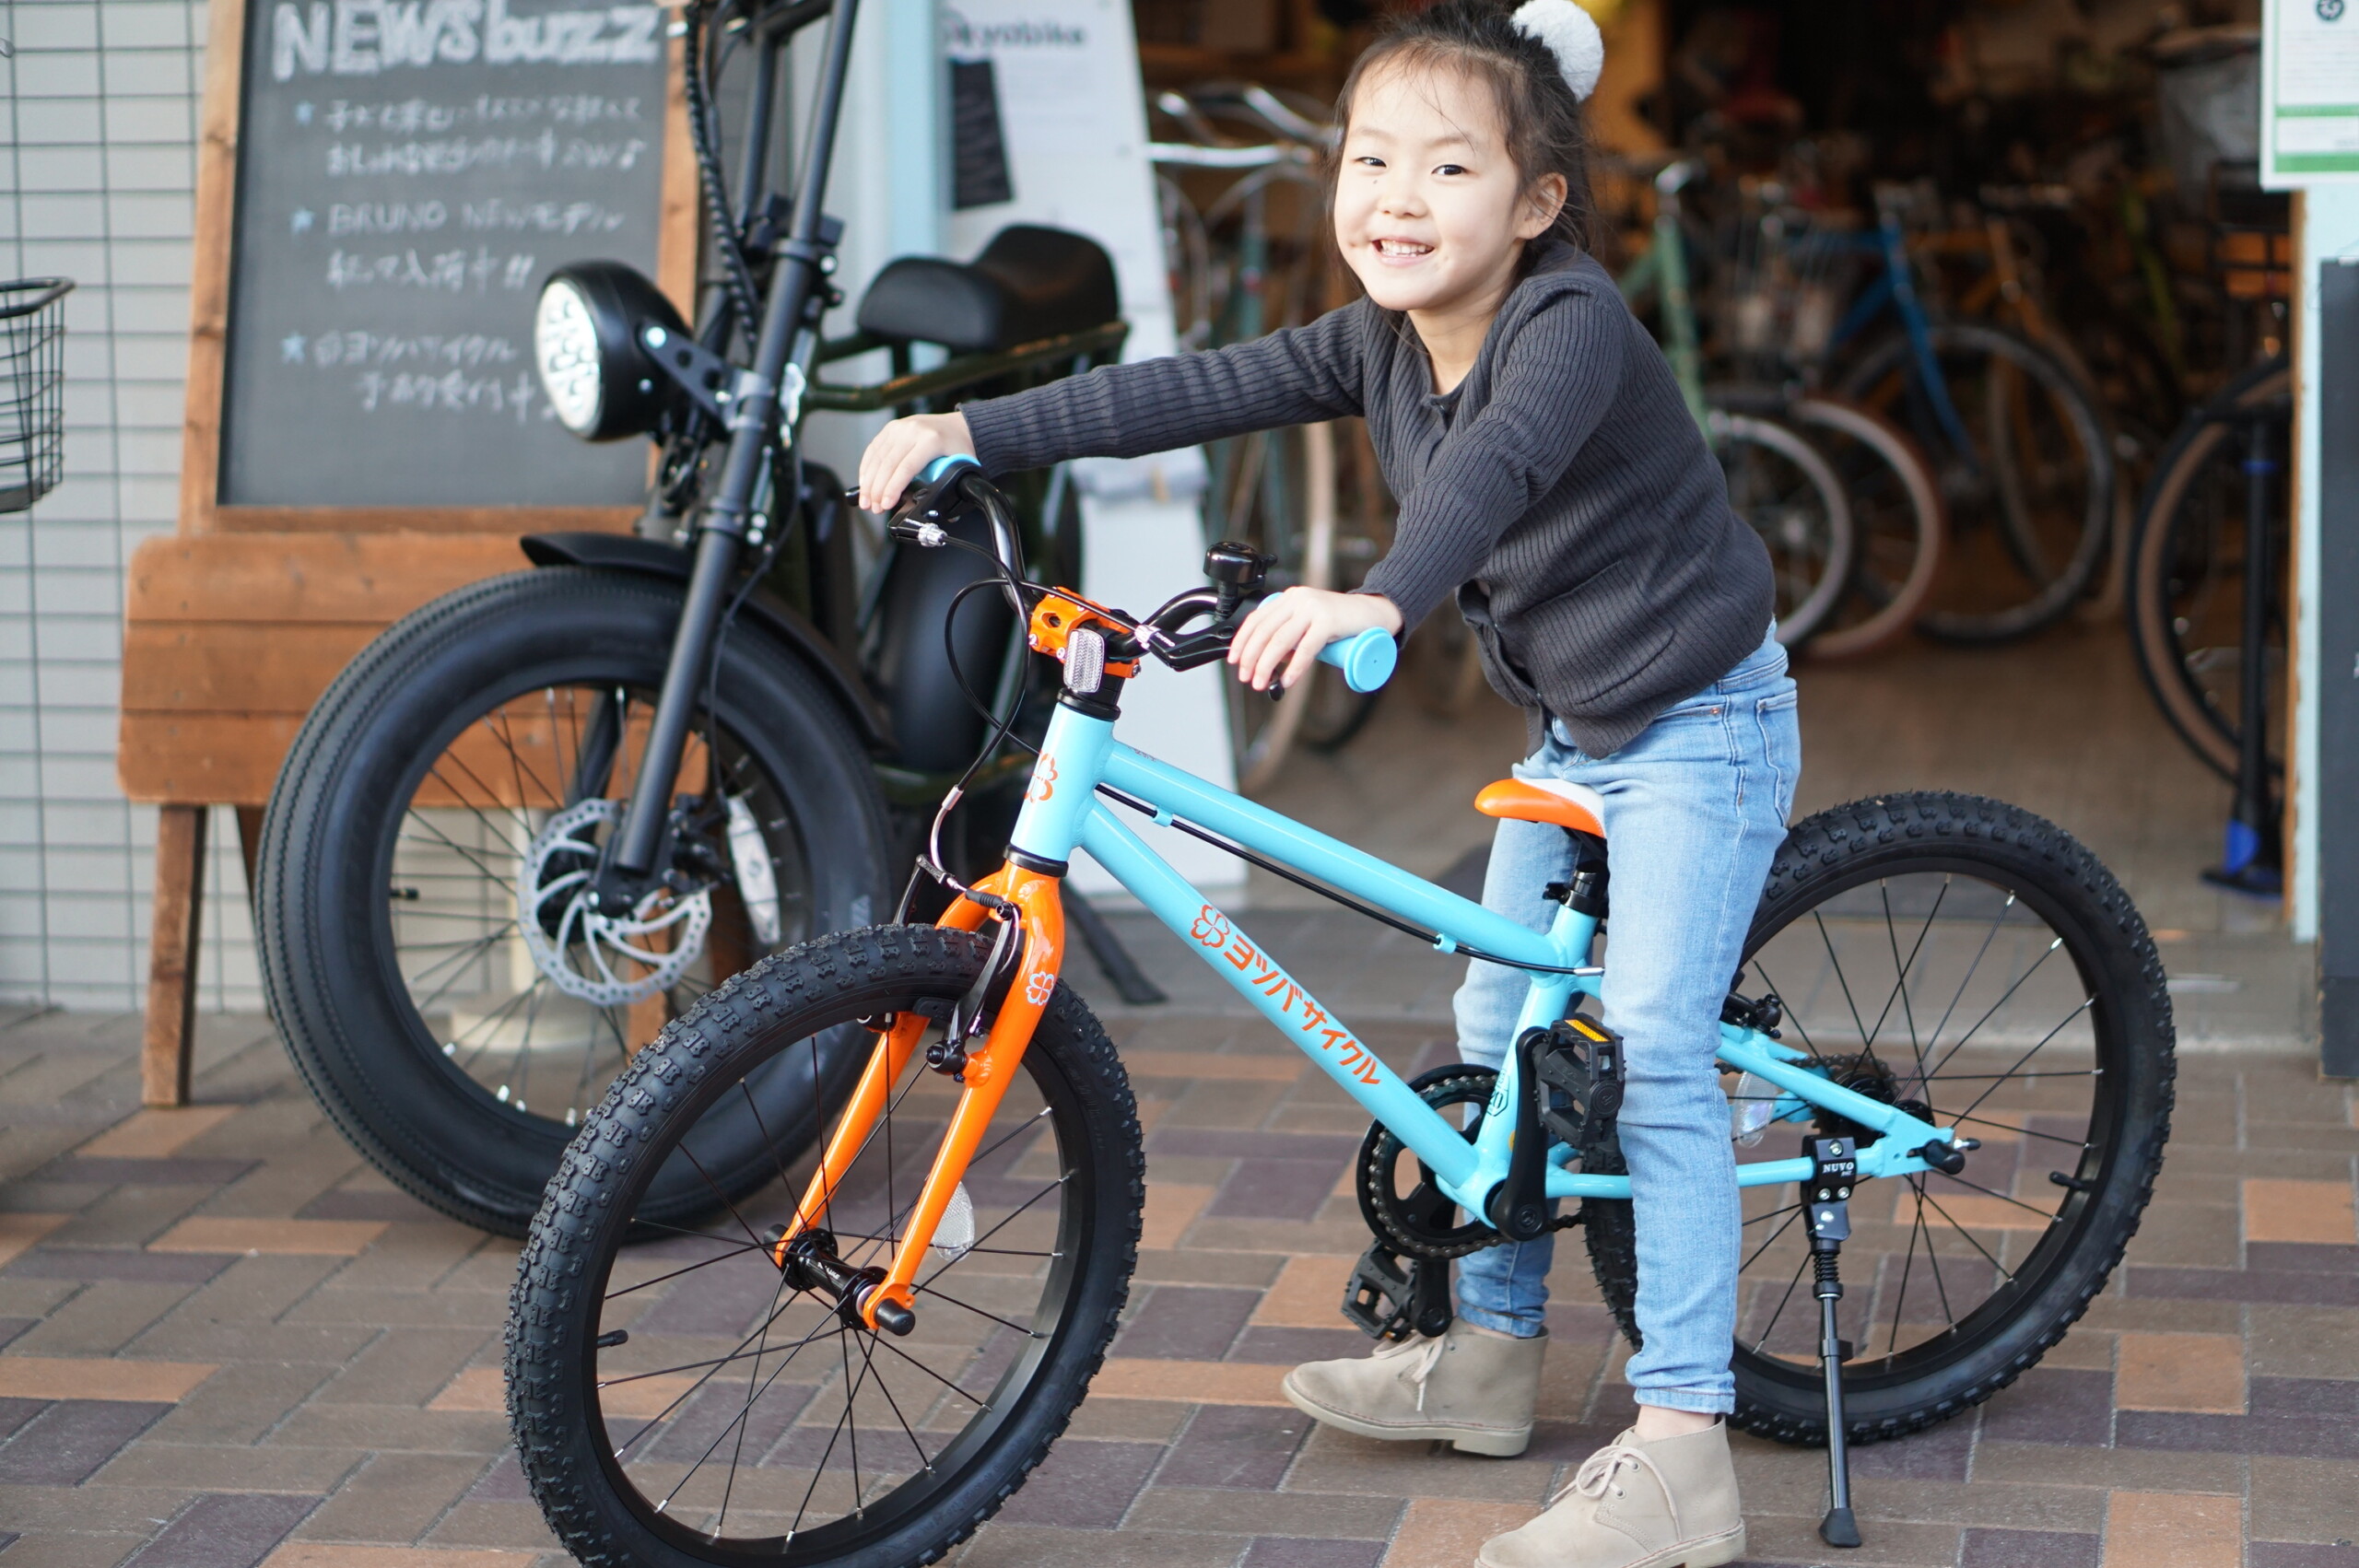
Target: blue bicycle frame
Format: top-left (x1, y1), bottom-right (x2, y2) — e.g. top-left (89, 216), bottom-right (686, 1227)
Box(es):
top-left (1006, 698), bottom-right (1957, 1223)
top-left (1814, 216), bottom-right (1981, 468)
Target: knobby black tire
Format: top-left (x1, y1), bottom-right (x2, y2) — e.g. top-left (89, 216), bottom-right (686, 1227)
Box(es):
top-left (2125, 357), bottom-right (2292, 782)
top-left (506, 925), bottom-right (1144, 1568)
top-left (1583, 792), bottom-right (2174, 1445)
top-left (256, 567), bottom-right (891, 1235)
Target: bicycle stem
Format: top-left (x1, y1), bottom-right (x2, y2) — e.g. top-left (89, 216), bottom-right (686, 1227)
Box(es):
top-left (605, 0), bottom-right (862, 891)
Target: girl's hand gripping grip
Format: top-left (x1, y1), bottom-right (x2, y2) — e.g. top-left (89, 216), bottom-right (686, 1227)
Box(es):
top-left (1318, 626), bottom-right (1398, 694)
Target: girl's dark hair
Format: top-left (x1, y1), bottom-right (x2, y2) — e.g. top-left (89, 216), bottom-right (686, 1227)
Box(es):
top-left (1332, 0), bottom-right (1599, 256)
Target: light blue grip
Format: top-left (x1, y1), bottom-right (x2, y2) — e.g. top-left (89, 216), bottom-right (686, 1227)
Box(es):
top-left (918, 453), bottom-right (983, 483)
top-left (1318, 626), bottom-right (1398, 693)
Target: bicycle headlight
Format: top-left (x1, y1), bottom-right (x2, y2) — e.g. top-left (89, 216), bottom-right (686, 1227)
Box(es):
top-left (532, 262), bottom-right (690, 441)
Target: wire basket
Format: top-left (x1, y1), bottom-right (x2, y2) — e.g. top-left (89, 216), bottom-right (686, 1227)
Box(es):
top-left (0, 278), bottom-right (74, 514)
top-left (1710, 187), bottom-right (1860, 380)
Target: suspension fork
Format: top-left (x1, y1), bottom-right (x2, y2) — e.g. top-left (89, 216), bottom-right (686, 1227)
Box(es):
top-left (596, 0), bottom-right (863, 907)
top-left (777, 864), bottom-right (1067, 1330)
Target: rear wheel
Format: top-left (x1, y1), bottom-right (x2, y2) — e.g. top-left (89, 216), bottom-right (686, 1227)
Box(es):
top-left (257, 568), bottom-right (892, 1235)
top-left (1712, 389), bottom-right (1945, 659)
top-left (1584, 792), bottom-right (2174, 1444)
top-left (2126, 357), bottom-right (2291, 781)
top-left (1710, 410), bottom-right (1855, 647)
top-left (508, 926), bottom-right (1144, 1568)
top-left (1839, 322), bottom-right (2114, 643)
top-left (1213, 417), bottom-right (1391, 789)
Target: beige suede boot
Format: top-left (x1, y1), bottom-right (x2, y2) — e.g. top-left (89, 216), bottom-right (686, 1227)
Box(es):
top-left (1477, 1422), bottom-right (1746, 1568)
top-left (1281, 1324), bottom-right (1544, 1457)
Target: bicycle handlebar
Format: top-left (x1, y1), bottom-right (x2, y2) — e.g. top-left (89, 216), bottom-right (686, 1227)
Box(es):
top-left (890, 458), bottom-right (1395, 695)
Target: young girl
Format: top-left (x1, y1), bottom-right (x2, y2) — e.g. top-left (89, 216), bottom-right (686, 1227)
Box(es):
top-left (859, 3), bottom-right (1792, 1562)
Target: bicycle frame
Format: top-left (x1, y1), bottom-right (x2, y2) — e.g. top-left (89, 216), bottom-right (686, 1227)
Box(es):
top-left (798, 683), bottom-right (1959, 1329)
top-left (1820, 219), bottom-right (1980, 464)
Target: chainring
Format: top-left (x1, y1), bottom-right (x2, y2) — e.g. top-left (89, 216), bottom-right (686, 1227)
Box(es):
top-left (1355, 1066), bottom-right (1510, 1261)
top-left (518, 798), bottom-right (711, 1006)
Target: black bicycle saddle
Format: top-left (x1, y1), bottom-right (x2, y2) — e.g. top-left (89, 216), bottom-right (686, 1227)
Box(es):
top-left (855, 225), bottom-right (1120, 354)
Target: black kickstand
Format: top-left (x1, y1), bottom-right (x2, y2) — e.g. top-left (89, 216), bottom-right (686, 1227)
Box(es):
top-left (1063, 889), bottom-right (1168, 1006)
top-left (1805, 1135), bottom-right (1862, 1549)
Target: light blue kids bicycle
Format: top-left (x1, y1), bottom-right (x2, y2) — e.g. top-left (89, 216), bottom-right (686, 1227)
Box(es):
top-left (508, 458), bottom-right (2175, 1568)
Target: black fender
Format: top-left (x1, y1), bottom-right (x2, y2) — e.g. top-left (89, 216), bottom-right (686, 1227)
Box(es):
top-left (519, 532), bottom-right (892, 752)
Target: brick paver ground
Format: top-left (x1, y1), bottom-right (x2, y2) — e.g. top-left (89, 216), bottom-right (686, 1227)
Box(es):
top-left (0, 963), bottom-right (2353, 1568)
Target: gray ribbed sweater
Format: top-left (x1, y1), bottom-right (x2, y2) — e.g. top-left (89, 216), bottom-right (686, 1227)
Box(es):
top-left (960, 237), bottom-right (1775, 757)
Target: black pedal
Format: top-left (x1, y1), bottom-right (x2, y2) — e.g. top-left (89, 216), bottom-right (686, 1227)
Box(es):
top-left (1341, 1242), bottom-right (1452, 1341)
top-left (1533, 1011), bottom-right (1625, 1161)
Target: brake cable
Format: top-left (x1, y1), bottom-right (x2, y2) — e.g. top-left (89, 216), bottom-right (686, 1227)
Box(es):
top-left (1091, 785), bottom-right (1602, 978)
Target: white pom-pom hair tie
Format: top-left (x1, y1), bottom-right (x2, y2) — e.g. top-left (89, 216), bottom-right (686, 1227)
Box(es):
top-left (1509, 0), bottom-right (1603, 102)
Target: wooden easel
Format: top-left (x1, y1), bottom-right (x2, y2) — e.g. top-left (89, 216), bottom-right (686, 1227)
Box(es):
top-left (124, 0), bottom-right (697, 1105)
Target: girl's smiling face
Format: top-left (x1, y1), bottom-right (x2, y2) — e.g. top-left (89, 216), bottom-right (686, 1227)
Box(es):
top-left (1332, 59), bottom-right (1566, 322)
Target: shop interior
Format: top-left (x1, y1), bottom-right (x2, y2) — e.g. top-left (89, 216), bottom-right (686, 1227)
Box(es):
top-left (1128, 0), bottom-right (2301, 1033)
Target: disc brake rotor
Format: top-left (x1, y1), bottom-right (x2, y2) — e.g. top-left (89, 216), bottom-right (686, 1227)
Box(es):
top-left (519, 798), bottom-right (710, 1006)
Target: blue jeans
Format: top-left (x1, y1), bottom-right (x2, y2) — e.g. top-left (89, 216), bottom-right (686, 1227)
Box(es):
top-left (1452, 626), bottom-right (1799, 1415)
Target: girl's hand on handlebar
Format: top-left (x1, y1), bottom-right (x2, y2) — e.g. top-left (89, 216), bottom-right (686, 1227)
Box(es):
top-left (1230, 587), bottom-right (1402, 694)
top-left (857, 412), bottom-right (977, 513)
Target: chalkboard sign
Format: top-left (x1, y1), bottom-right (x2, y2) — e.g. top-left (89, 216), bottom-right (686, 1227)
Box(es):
top-left (181, 0), bottom-right (696, 529)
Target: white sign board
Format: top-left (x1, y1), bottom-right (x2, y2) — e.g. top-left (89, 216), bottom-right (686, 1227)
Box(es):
top-left (939, 0), bottom-right (1245, 895)
top-left (2264, 0), bottom-right (2359, 185)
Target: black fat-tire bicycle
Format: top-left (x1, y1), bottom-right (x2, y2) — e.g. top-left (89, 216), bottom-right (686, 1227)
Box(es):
top-left (256, 0), bottom-right (1125, 1234)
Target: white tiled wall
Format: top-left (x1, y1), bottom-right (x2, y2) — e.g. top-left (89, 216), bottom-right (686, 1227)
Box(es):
top-left (2, 1), bottom-right (262, 1012)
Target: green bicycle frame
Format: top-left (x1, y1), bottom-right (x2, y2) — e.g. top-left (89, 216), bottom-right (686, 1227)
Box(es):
top-left (1006, 697), bottom-right (1958, 1223)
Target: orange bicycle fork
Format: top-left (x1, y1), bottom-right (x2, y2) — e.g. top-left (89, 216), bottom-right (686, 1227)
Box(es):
top-left (771, 864), bottom-right (1066, 1333)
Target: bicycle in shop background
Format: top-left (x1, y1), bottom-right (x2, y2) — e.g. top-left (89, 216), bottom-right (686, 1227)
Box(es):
top-left (1616, 158), bottom-right (1945, 660)
top-left (253, 0), bottom-right (1153, 1237)
top-left (2124, 170), bottom-right (2292, 896)
top-left (1705, 175), bottom-right (2118, 647)
top-left (1152, 82), bottom-right (1398, 790)
top-left (505, 456), bottom-right (2177, 1568)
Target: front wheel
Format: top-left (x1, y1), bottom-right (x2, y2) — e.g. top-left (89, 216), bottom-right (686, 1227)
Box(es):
top-left (255, 568), bottom-right (893, 1235)
top-left (1710, 409), bottom-right (1856, 647)
top-left (508, 926), bottom-right (1144, 1568)
top-left (1584, 792), bottom-right (2174, 1445)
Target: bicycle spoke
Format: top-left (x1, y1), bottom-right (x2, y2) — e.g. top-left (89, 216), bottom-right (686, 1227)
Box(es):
top-left (1928, 1170), bottom-right (2059, 1221)
top-left (1916, 1188), bottom-right (2018, 1283)
top-left (1752, 1247), bottom-right (1813, 1357)
top-left (1954, 995), bottom-right (2095, 1123)
top-left (664, 1268), bottom-right (793, 1527)
top-left (1748, 959), bottom-right (1825, 1063)
top-left (1945, 1108), bottom-right (2087, 1145)
top-left (1912, 894), bottom-right (2015, 1090)
top-left (1813, 910), bottom-right (1877, 1059)
top-left (910, 1281), bottom-right (1045, 1340)
top-left (1918, 936), bottom-right (2065, 1089)
top-left (1741, 1203), bottom-right (1805, 1275)
top-left (604, 1236), bottom-right (779, 1302)
top-left (1875, 880), bottom-right (1938, 1086)
top-left (608, 1292), bottom-right (825, 1457)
